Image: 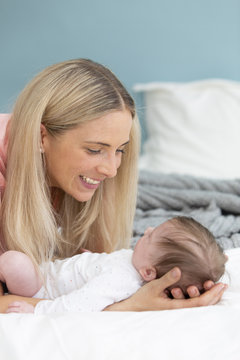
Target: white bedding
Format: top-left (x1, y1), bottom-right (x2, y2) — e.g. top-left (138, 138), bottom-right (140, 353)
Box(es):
top-left (0, 248), bottom-right (239, 360)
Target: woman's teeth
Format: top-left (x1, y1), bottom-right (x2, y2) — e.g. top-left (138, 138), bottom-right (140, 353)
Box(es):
top-left (81, 176), bottom-right (100, 185)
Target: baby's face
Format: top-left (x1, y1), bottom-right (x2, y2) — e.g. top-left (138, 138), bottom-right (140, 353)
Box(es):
top-left (132, 227), bottom-right (155, 272)
top-left (132, 221), bottom-right (171, 273)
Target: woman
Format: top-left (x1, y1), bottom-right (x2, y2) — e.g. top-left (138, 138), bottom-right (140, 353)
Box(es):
top-left (0, 59), bottom-right (226, 312)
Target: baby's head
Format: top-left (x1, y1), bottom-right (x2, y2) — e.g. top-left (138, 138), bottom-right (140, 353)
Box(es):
top-left (132, 216), bottom-right (227, 295)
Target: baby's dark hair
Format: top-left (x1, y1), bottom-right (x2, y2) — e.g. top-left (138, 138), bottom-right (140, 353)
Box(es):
top-left (152, 216), bottom-right (227, 295)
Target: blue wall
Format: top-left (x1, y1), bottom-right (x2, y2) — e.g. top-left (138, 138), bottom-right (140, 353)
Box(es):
top-left (1, 0), bottom-right (240, 112)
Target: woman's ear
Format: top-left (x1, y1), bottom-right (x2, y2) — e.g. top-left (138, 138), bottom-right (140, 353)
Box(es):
top-left (139, 266), bottom-right (157, 282)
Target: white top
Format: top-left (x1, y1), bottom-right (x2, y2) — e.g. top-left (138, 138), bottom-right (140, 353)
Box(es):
top-left (34, 249), bottom-right (143, 314)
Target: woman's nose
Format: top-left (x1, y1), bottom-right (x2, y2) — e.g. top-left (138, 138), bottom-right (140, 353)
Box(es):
top-left (97, 156), bottom-right (119, 178)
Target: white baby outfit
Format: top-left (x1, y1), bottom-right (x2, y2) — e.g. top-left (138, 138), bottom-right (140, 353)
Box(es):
top-left (34, 249), bottom-right (143, 314)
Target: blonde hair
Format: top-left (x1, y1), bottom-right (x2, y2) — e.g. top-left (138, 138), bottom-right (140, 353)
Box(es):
top-left (152, 216), bottom-right (227, 294)
top-left (1, 59), bottom-right (140, 266)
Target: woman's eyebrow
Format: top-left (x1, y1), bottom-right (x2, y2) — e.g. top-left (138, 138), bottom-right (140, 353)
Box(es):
top-left (84, 140), bottom-right (130, 147)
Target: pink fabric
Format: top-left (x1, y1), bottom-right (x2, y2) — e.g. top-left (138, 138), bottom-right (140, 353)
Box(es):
top-left (0, 114), bottom-right (10, 196)
top-left (0, 251), bottom-right (42, 296)
top-left (0, 114), bottom-right (11, 254)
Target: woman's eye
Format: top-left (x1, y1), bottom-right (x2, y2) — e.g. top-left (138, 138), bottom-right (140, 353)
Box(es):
top-left (87, 149), bottom-right (101, 154)
top-left (116, 149), bottom-right (125, 154)
top-left (87, 148), bottom-right (125, 155)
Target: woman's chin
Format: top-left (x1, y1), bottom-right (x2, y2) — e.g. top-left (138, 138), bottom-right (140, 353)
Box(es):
top-left (72, 189), bottom-right (96, 202)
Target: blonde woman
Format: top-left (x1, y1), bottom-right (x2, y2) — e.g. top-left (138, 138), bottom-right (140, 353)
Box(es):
top-left (0, 59), bottom-right (226, 312)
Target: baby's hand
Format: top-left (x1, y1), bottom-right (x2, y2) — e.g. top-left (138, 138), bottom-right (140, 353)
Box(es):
top-left (6, 301), bottom-right (35, 314)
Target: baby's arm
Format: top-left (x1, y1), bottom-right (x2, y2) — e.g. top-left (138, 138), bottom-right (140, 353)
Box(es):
top-left (16, 268), bottom-right (140, 314)
top-left (0, 251), bottom-right (42, 297)
top-left (37, 273), bottom-right (137, 313)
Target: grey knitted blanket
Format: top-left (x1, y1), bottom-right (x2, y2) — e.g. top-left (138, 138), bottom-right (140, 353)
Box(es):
top-left (132, 170), bottom-right (240, 250)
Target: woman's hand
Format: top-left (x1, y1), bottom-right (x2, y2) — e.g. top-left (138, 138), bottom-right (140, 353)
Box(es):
top-left (104, 267), bottom-right (227, 311)
top-left (171, 280), bottom-right (215, 299)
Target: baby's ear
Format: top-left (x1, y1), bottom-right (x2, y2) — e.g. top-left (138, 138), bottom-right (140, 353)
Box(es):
top-left (139, 266), bottom-right (157, 282)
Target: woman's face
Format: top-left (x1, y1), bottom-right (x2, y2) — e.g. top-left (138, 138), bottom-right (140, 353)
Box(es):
top-left (41, 109), bottom-right (133, 202)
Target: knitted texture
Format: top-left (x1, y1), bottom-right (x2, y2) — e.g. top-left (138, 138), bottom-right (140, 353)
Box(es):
top-left (132, 170), bottom-right (240, 250)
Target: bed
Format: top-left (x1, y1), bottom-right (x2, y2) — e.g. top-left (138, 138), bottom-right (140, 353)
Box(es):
top-left (0, 247), bottom-right (240, 359)
top-left (1, 79), bottom-right (240, 359)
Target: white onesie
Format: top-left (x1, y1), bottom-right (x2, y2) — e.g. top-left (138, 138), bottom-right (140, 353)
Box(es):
top-left (34, 249), bottom-right (143, 314)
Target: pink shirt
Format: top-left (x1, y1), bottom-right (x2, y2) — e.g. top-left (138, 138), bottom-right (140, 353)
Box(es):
top-left (0, 114), bottom-right (10, 198)
top-left (0, 114), bottom-right (10, 253)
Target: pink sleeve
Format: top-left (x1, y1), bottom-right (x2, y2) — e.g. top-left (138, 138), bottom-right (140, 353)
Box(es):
top-left (0, 114), bottom-right (10, 254)
top-left (0, 114), bottom-right (10, 199)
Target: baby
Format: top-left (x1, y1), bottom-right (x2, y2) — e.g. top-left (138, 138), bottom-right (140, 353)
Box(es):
top-left (0, 216), bottom-right (227, 314)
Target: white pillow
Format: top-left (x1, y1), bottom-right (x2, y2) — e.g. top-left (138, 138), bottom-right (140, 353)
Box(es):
top-left (134, 79), bottom-right (240, 179)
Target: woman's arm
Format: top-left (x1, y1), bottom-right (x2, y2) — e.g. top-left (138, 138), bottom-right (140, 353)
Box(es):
top-left (104, 267), bottom-right (227, 311)
top-left (1, 267), bottom-right (227, 313)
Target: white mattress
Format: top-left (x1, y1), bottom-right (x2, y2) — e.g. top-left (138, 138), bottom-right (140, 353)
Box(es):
top-left (0, 247), bottom-right (239, 360)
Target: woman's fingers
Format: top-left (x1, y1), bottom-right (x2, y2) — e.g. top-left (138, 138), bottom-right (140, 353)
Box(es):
top-left (199, 283), bottom-right (227, 306)
top-left (171, 288), bottom-right (185, 299)
top-left (172, 283), bottom-right (227, 309)
top-left (203, 280), bottom-right (215, 291)
top-left (187, 286), bottom-right (200, 298)
top-left (172, 280), bottom-right (221, 300)
top-left (186, 280), bottom-right (215, 298)
top-left (153, 267), bottom-right (181, 295)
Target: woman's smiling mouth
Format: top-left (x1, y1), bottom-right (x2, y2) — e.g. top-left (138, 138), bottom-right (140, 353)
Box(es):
top-left (79, 175), bottom-right (101, 189)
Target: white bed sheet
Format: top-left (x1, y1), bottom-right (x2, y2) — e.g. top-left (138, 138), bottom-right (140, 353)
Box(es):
top-left (0, 248), bottom-right (239, 360)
